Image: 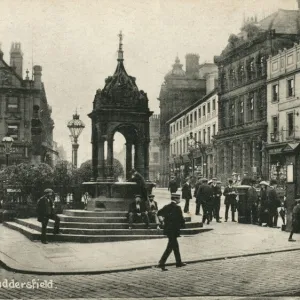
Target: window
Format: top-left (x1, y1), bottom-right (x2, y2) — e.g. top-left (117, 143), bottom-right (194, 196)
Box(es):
top-left (203, 105), bottom-right (206, 116)
top-left (212, 99), bottom-right (216, 111)
top-left (194, 133), bottom-right (197, 141)
top-left (207, 102), bottom-right (211, 114)
top-left (7, 124), bottom-right (19, 140)
top-left (212, 124), bottom-right (216, 136)
top-left (248, 59), bottom-right (255, 80)
top-left (183, 138), bottom-right (186, 153)
top-left (229, 102), bottom-right (235, 126)
top-left (208, 127), bottom-right (211, 144)
top-left (194, 111), bottom-right (197, 121)
top-left (287, 78), bottom-right (294, 97)
top-left (153, 153), bottom-right (159, 163)
top-left (238, 65), bottom-right (245, 84)
top-left (186, 116), bottom-right (189, 125)
top-left (176, 142), bottom-right (179, 155)
top-left (179, 140), bottom-right (182, 154)
top-left (203, 129), bottom-right (206, 144)
top-left (198, 108), bottom-right (201, 118)
top-left (272, 115), bottom-right (278, 134)
top-left (176, 122), bottom-right (179, 131)
top-left (7, 97), bottom-right (19, 112)
top-left (272, 84), bottom-right (279, 102)
top-left (248, 97), bottom-right (254, 121)
top-left (180, 120), bottom-right (182, 130)
top-left (183, 118), bottom-right (185, 127)
top-left (238, 100), bottom-right (244, 124)
top-left (288, 113), bottom-right (294, 137)
top-left (190, 114), bottom-right (192, 123)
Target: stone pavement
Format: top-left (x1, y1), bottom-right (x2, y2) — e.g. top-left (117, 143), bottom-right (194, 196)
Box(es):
top-left (0, 187), bottom-right (299, 274)
top-left (1, 250), bottom-right (300, 298)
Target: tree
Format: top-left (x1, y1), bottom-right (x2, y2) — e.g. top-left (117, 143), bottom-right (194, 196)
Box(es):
top-left (75, 158), bottom-right (124, 184)
top-left (53, 160), bottom-right (74, 203)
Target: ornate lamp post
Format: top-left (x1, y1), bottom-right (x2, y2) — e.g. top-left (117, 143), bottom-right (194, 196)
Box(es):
top-left (188, 132), bottom-right (207, 178)
top-left (2, 135), bottom-right (14, 166)
top-left (67, 112), bottom-right (85, 168)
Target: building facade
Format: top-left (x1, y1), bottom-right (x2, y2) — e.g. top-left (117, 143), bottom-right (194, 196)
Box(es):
top-left (149, 114), bottom-right (160, 183)
top-left (214, 9), bottom-right (300, 183)
top-left (0, 43), bottom-right (56, 167)
top-left (267, 42), bottom-right (300, 184)
top-left (158, 54), bottom-right (215, 187)
top-left (168, 89), bottom-right (218, 185)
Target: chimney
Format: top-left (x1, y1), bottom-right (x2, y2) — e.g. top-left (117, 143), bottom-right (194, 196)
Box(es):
top-left (33, 65), bottom-right (42, 89)
top-left (10, 42), bottom-right (23, 78)
top-left (185, 53), bottom-right (200, 79)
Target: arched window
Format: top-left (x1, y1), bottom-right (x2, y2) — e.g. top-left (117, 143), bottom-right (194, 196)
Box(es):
top-left (230, 69), bottom-right (236, 88)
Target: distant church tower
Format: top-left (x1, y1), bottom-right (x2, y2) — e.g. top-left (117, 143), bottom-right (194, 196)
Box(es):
top-left (10, 42), bottom-right (23, 78)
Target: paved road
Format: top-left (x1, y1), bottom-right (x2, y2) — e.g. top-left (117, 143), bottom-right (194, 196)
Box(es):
top-left (1, 250), bottom-right (300, 299)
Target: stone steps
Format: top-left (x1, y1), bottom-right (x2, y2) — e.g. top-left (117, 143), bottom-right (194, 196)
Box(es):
top-left (3, 222), bottom-right (166, 243)
top-left (3, 209), bottom-right (206, 243)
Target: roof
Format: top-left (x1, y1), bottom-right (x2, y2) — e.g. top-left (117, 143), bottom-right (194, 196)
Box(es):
top-left (166, 88), bottom-right (218, 124)
top-left (164, 56), bottom-right (186, 80)
top-left (259, 9), bottom-right (300, 34)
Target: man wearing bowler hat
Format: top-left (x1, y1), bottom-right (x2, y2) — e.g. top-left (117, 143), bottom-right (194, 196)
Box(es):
top-left (36, 188), bottom-right (60, 244)
top-left (157, 193), bottom-right (186, 271)
top-left (128, 194), bottom-right (150, 229)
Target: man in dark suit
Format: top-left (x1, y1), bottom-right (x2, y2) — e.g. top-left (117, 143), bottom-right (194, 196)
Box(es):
top-left (157, 193), bottom-right (186, 271)
top-left (36, 188), bottom-right (60, 244)
top-left (196, 178), bottom-right (213, 224)
top-left (211, 178), bottom-right (222, 223)
top-left (224, 179), bottom-right (237, 222)
top-left (130, 169), bottom-right (148, 203)
top-left (194, 177), bottom-right (202, 215)
top-left (148, 194), bottom-right (160, 229)
top-left (168, 176), bottom-right (178, 194)
top-left (128, 194), bottom-right (150, 229)
top-left (181, 177), bottom-right (192, 213)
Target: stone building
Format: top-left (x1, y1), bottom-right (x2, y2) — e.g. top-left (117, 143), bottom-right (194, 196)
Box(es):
top-left (266, 42), bottom-right (300, 184)
top-left (214, 7), bottom-right (300, 183)
top-left (0, 42), bottom-right (56, 167)
top-left (149, 114), bottom-right (160, 183)
top-left (168, 88), bottom-right (218, 185)
top-left (158, 54), bottom-right (209, 187)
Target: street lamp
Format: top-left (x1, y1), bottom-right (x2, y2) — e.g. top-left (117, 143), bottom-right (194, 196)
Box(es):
top-left (67, 112), bottom-right (85, 168)
top-left (2, 135), bottom-right (14, 166)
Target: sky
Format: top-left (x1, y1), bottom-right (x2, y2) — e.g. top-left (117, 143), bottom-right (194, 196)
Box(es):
top-left (0, 0), bottom-right (298, 165)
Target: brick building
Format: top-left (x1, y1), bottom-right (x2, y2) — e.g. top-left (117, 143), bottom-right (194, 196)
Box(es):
top-left (158, 54), bottom-right (208, 187)
top-left (267, 42), bottom-right (300, 185)
top-left (214, 8), bottom-right (300, 183)
top-left (0, 43), bottom-right (56, 167)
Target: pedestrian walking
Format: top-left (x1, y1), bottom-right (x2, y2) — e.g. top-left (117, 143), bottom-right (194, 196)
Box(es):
top-left (157, 193), bottom-right (186, 271)
top-left (36, 188), bottom-right (60, 244)
top-left (288, 199), bottom-right (300, 242)
top-left (267, 180), bottom-right (281, 227)
top-left (168, 176), bottom-right (178, 194)
top-left (182, 177), bottom-right (192, 213)
top-left (194, 177), bottom-right (203, 215)
top-left (211, 178), bottom-right (222, 223)
top-left (259, 181), bottom-right (269, 226)
top-left (247, 179), bottom-right (259, 224)
top-left (224, 179), bottom-right (237, 222)
top-left (196, 178), bottom-right (213, 224)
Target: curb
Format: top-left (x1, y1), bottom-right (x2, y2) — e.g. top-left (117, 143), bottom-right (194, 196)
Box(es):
top-left (1, 247), bottom-right (300, 276)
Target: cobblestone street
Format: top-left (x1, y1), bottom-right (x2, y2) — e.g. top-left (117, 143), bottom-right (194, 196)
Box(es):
top-left (1, 250), bottom-right (300, 299)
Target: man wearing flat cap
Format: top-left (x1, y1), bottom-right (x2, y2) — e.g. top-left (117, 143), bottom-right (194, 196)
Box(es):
top-left (157, 193), bottom-right (186, 271)
top-left (148, 194), bottom-right (160, 229)
top-left (128, 194), bottom-right (150, 229)
top-left (36, 188), bottom-right (60, 244)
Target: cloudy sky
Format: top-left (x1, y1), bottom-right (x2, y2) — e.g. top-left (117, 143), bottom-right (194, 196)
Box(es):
top-left (0, 0), bottom-right (297, 165)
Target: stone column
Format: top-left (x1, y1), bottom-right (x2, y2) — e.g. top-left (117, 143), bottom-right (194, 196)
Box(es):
top-left (144, 140), bottom-right (150, 181)
top-left (97, 136), bottom-right (105, 182)
top-left (242, 141), bottom-right (247, 174)
top-left (91, 125), bottom-right (98, 181)
top-left (106, 136), bottom-right (114, 182)
top-left (126, 142), bottom-right (132, 180)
